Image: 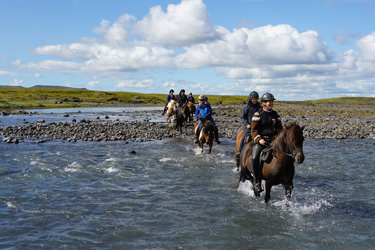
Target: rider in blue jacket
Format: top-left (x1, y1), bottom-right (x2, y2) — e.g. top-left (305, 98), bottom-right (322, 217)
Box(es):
top-left (194, 95), bottom-right (221, 144)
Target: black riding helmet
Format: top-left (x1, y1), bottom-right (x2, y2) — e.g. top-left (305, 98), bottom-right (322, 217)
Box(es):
top-left (261, 92), bottom-right (276, 102)
top-left (169, 89), bottom-right (174, 93)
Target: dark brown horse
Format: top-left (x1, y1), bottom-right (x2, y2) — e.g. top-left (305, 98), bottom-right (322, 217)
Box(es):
top-left (238, 122), bottom-right (305, 203)
top-left (194, 120), bottom-right (215, 153)
top-left (235, 129), bottom-right (246, 171)
top-left (188, 102), bottom-right (196, 122)
top-left (175, 103), bottom-right (190, 134)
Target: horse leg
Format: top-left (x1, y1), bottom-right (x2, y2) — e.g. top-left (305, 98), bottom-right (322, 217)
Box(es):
top-left (284, 182), bottom-right (293, 201)
top-left (265, 181), bottom-right (272, 203)
top-left (208, 140), bottom-right (212, 154)
top-left (184, 120), bottom-right (188, 135)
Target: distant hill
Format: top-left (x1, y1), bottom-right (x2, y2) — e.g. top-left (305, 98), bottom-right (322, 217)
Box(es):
top-left (0, 85), bottom-right (25, 89)
top-left (0, 85), bottom-right (86, 90)
top-left (30, 85), bottom-right (87, 90)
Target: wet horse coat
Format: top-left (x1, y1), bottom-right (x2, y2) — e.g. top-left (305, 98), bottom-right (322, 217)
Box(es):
top-left (175, 103), bottom-right (190, 134)
top-left (188, 102), bottom-right (196, 122)
top-left (194, 120), bottom-right (215, 154)
top-left (238, 122), bottom-right (305, 203)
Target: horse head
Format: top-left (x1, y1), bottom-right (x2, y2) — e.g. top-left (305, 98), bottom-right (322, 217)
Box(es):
top-left (167, 100), bottom-right (176, 110)
top-left (284, 122), bottom-right (305, 164)
top-left (202, 119), bottom-right (214, 132)
top-left (180, 103), bottom-right (189, 119)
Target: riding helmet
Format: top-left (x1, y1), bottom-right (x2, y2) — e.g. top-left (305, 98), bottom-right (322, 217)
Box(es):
top-left (261, 92), bottom-right (276, 102)
top-left (169, 89), bottom-right (174, 93)
top-left (180, 89), bottom-right (185, 93)
top-left (199, 95), bottom-right (205, 101)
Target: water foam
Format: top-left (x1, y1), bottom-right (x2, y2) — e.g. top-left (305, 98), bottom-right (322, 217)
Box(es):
top-left (64, 161), bottom-right (83, 172)
top-left (237, 180), bottom-right (255, 198)
top-left (105, 167), bottom-right (118, 173)
top-left (160, 157), bottom-right (172, 162)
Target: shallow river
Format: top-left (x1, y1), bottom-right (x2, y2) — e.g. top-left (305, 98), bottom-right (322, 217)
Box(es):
top-left (1, 135), bottom-right (374, 249)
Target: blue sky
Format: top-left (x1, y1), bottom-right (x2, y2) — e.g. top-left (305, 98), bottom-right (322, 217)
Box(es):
top-left (1, 0), bottom-right (375, 100)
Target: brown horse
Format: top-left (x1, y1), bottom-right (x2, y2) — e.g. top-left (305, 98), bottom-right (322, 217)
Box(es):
top-left (235, 129), bottom-right (245, 171)
top-left (194, 120), bottom-right (215, 154)
top-left (175, 103), bottom-right (190, 134)
top-left (188, 102), bottom-right (196, 122)
top-left (238, 122), bottom-right (305, 203)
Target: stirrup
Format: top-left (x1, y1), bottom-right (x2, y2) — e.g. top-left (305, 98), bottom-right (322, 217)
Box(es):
top-left (235, 154), bottom-right (240, 160)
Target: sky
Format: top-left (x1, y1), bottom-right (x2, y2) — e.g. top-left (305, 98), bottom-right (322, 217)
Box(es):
top-left (1, 0), bottom-right (375, 100)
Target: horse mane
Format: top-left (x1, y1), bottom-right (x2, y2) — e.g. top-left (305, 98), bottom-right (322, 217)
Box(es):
top-left (202, 120), bottom-right (214, 132)
top-left (272, 122), bottom-right (299, 152)
top-left (167, 100), bottom-right (176, 110)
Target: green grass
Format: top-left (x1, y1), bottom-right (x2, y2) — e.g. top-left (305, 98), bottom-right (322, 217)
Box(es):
top-left (300, 97), bottom-right (375, 105)
top-left (0, 88), bottom-right (374, 109)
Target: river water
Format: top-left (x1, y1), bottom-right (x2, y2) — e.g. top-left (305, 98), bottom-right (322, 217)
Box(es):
top-left (0, 108), bottom-right (374, 249)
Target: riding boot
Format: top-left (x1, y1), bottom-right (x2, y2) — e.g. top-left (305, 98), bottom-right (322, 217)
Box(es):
top-left (214, 126), bottom-right (221, 144)
top-left (251, 143), bottom-right (264, 193)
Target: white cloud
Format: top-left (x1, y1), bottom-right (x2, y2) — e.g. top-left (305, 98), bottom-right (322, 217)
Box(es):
top-left (8, 0), bottom-right (375, 99)
top-left (115, 79), bottom-right (153, 88)
top-left (356, 32), bottom-right (375, 61)
top-left (87, 81), bottom-right (99, 87)
top-left (0, 70), bottom-right (16, 76)
top-left (10, 79), bottom-right (23, 86)
top-left (94, 14), bottom-right (136, 46)
top-left (176, 24), bottom-right (333, 70)
top-left (135, 0), bottom-right (219, 47)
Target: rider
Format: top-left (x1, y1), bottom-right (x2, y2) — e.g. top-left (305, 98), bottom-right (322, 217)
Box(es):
top-left (162, 89), bottom-right (176, 115)
top-left (188, 92), bottom-right (195, 104)
top-left (236, 91), bottom-right (261, 160)
top-left (176, 89), bottom-right (188, 108)
top-left (194, 95), bottom-right (221, 144)
top-left (250, 92), bottom-right (283, 193)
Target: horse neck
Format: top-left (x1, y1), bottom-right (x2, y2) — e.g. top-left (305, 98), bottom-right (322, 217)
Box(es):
top-left (272, 128), bottom-right (290, 153)
top-left (202, 121), bottom-right (214, 132)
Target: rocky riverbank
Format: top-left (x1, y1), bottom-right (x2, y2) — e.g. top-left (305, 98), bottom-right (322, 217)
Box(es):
top-left (1, 103), bottom-right (374, 143)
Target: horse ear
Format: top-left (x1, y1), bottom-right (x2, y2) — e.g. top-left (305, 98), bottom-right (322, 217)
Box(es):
top-left (300, 125), bottom-right (305, 131)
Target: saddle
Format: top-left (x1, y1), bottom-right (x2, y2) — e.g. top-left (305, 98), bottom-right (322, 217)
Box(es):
top-left (260, 147), bottom-right (273, 163)
top-left (243, 133), bottom-right (252, 145)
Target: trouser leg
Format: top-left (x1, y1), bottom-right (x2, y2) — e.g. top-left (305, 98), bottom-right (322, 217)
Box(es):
top-left (251, 143), bottom-right (264, 191)
top-left (209, 118), bottom-right (221, 143)
top-left (162, 103), bottom-right (167, 115)
top-left (239, 128), bottom-right (250, 153)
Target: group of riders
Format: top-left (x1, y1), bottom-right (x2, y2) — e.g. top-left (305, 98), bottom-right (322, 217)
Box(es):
top-left (162, 89), bottom-right (282, 194)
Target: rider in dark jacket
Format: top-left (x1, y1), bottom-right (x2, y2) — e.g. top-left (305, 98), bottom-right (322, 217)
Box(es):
top-left (176, 89), bottom-right (188, 107)
top-left (188, 93), bottom-right (195, 104)
top-left (236, 91), bottom-right (261, 159)
top-left (250, 92), bottom-right (283, 193)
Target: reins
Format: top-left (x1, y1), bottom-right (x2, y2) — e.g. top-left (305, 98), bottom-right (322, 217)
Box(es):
top-left (265, 128), bottom-right (297, 159)
top-left (265, 144), bottom-right (295, 158)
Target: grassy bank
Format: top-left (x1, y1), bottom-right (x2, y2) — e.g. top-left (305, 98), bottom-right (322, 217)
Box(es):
top-left (0, 88), bottom-right (250, 109)
top-left (1, 88), bottom-right (374, 109)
